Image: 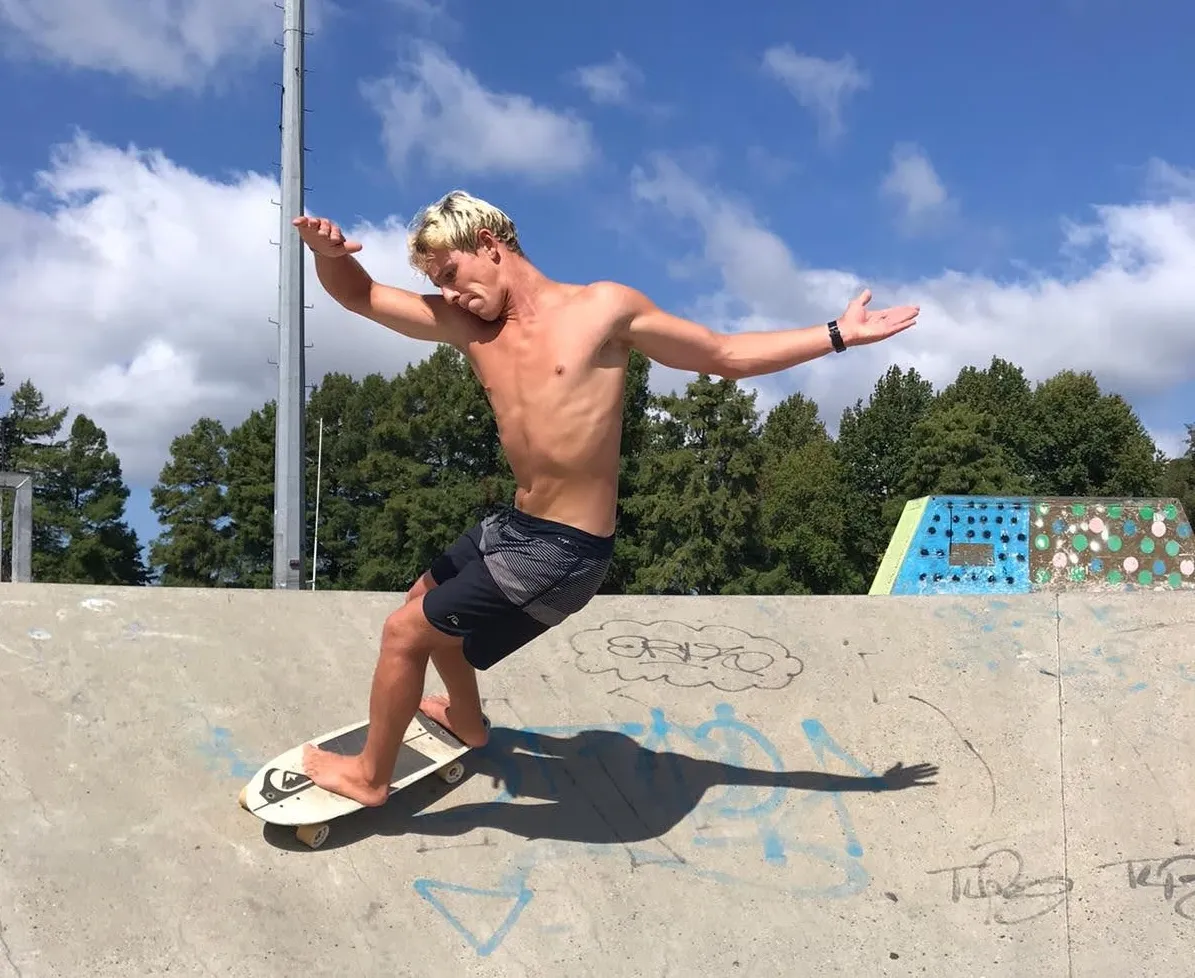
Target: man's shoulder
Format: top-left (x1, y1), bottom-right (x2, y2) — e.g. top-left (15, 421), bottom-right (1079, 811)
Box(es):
top-left (576, 280), bottom-right (650, 317)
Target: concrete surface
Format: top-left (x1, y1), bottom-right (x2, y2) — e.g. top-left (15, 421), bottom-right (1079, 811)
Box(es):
top-left (0, 584), bottom-right (1192, 976)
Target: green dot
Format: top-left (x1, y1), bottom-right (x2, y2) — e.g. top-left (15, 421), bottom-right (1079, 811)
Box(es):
top-left (1166, 504), bottom-right (1179, 520)
top-left (1034, 568), bottom-right (1050, 584)
top-left (1108, 536), bottom-right (1122, 552)
top-left (1141, 506), bottom-right (1154, 520)
top-left (1141, 538), bottom-right (1155, 554)
top-left (1107, 570), bottom-right (1124, 585)
top-left (1167, 540), bottom-right (1181, 557)
top-left (1073, 534), bottom-right (1088, 551)
top-left (1037, 503), bottom-right (1050, 516)
top-left (1170, 573), bottom-right (1183, 589)
top-left (1108, 505), bottom-right (1123, 519)
top-left (1138, 570), bottom-right (1154, 585)
top-left (1034, 534), bottom-right (1050, 550)
top-left (1069, 566), bottom-right (1086, 581)
top-left (1072, 503), bottom-right (1087, 516)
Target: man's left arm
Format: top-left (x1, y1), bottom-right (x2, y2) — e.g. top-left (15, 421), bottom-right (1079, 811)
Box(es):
top-left (610, 283), bottom-right (919, 380)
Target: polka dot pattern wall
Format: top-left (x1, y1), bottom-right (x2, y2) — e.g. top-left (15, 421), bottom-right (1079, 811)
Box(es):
top-left (870, 496), bottom-right (1195, 595)
top-left (1029, 500), bottom-right (1193, 589)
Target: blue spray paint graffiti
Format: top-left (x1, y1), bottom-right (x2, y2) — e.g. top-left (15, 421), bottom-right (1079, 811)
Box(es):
top-left (197, 725), bottom-right (258, 779)
top-left (412, 872), bottom-right (534, 957)
top-left (414, 703), bottom-right (877, 955)
top-left (935, 599), bottom-right (1037, 673)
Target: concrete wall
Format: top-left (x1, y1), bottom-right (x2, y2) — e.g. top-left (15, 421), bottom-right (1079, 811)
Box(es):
top-left (0, 583), bottom-right (1192, 976)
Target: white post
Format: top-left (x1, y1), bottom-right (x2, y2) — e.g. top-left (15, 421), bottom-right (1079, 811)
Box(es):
top-left (310, 417), bottom-right (323, 589)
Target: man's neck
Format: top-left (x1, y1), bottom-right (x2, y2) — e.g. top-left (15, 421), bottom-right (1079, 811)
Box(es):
top-left (499, 260), bottom-right (557, 324)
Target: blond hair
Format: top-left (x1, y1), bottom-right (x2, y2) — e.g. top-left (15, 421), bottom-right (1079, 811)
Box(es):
top-left (407, 190), bottom-right (524, 272)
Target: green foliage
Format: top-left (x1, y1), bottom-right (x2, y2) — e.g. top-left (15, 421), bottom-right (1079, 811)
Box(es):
top-left (7, 348), bottom-right (1190, 594)
top-left (1, 378), bottom-right (146, 585)
top-left (150, 417), bottom-right (234, 586)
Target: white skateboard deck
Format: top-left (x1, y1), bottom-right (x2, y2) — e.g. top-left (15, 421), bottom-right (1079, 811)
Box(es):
top-left (238, 710), bottom-right (481, 848)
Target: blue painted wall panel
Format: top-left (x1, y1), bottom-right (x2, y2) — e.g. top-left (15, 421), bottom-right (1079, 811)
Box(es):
top-left (890, 496), bottom-right (1034, 595)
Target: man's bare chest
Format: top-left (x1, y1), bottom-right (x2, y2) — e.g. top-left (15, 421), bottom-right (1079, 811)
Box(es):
top-left (465, 322), bottom-right (621, 395)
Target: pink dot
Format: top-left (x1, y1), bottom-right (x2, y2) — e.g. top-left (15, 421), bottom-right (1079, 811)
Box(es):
top-left (1124, 556), bottom-right (1139, 573)
top-left (1089, 517), bottom-right (1105, 534)
top-left (1052, 552), bottom-right (1068, 569)
top-left (1152, 521), bottom-right (1167, 537)
top-left (1182, 559), bottom-right (1195, 576)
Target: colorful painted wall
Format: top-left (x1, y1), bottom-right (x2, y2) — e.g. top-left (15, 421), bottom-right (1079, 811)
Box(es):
top-left (869, 495), bottom-right (1194, 595)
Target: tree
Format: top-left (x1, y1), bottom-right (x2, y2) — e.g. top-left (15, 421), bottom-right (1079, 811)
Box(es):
top-left (150, 418), bottom-right (233, 585)
top-left (352, 348), bottom-right (514, 591)
top-left (623, 375), bottom-right (764, 594)
top-left (757, 395), bottom-right (863, 593)
top-left (934, 357), bottom-right (1036, 488)
top-left (36, 414), bottom-right (148, 585)
top-left (900, 402), bottom-right (1028, 497)
top-left (1161, 423), bottom-right (1195, 526)
top-left (836, 365), bottom-right (937, 584)
top-left (1027, 371), bottom-right (1163, 495)
top-left (225, 405), bottom-right (276, 588)
top-left (603, 349), bottom-right (656, 593)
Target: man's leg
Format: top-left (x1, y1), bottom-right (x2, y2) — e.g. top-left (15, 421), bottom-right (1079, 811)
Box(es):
top-left (405, 570), bottom-right (489, 746)
top-left (301, 592), bottom-right (464, 807)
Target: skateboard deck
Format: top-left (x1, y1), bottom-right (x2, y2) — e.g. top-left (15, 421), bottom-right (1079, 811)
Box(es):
top-left (238, 709), bottom-right (483, 849)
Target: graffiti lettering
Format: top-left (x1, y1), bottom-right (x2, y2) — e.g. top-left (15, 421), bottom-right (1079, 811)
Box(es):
top-left (571, 620), bottom-right (804, 691)
top-left (1097, 854), bottom-right (1195, 920)
top-left (926, 845), bottom-right (1072, 925)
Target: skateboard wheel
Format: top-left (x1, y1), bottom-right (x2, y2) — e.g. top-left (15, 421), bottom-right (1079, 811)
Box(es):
top-left (296, 823), bottom-right (330, 849)
top-left (237, 786), bottom-right (249, 811)
top-left (438, 761), bottom-right (466, 784)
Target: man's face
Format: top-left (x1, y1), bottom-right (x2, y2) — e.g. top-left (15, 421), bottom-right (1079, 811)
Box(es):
top-left (424, 246), bottom-right (504, 321)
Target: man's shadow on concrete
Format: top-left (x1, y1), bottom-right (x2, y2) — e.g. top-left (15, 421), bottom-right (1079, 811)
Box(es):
top-left (266, 725), bottom-right (938, 851)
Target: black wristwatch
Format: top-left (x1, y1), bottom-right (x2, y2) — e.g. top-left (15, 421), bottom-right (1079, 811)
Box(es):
top-left (827, 320), bottom-right (846, 353)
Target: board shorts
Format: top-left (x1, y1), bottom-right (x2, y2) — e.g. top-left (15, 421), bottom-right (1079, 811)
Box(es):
top-left (421, 506), bottom-right (615, 670)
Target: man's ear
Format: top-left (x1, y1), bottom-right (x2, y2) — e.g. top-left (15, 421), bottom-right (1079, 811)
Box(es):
top-left (476, 228), bottom-right (500, 260)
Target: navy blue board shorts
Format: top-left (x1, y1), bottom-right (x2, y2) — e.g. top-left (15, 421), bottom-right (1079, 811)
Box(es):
top-left (421, 507), bottom-right (615, 670)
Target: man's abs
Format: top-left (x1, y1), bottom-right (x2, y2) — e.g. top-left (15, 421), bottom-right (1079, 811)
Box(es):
top-left (501, 421), bottom-right (622, 537)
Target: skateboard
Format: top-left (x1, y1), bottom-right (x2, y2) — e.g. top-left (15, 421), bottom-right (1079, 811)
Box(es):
top-left (237, 709), bottom-right (486, 849)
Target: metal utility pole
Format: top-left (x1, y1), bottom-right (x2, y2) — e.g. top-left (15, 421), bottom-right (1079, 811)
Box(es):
top-left (272, 0), bottom-right (306, 589)
top-left (0, 472), bottom-right (32, 583)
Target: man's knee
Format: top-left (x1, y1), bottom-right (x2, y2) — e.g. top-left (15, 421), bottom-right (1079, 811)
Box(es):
top-left (404, 570), bottom-right (438, 604)
top-left (380, 600), bottom-right (439, 662)
top-left (383, 593), bottom-right (462, 658)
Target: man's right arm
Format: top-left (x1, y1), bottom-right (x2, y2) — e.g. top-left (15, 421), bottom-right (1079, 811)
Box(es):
top-left (296, 215), bottom-right (466, 346)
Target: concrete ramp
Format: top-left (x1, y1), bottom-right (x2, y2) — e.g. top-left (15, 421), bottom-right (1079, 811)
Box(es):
top-left (1, 584), bottom-right (1192, 976)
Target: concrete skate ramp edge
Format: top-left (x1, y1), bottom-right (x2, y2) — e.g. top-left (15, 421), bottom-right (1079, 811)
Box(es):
top-left (1, 583), bottom-right (1192, 977)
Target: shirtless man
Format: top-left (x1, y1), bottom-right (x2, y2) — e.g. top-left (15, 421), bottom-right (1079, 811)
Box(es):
top-left (294, 190), bottom-right (919, 807)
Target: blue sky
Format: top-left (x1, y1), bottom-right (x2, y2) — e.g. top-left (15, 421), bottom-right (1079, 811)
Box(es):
top-left (1, 0), bottom-right (1194, 563)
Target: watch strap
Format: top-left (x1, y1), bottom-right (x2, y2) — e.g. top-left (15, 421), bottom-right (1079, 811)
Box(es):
top-left (827, 320), bottom-right (846, 353)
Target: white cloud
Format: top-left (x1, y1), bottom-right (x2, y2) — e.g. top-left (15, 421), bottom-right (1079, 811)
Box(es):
top-left (0, 134), bottom-right (436, 484)
top-left (1144, 158), bottom-right (1195, 199)
top-left (7, 133), bottom-right (1193, 502)
top-left (0, 0), bottom-right (283, 89)
top-left (881, 142), bottom-right (956, 231)
top-left (761, 46), bottom-right (869, 143)
top-left (631, 153), bottom-right (1195, 434)
top-left (570, 53), bottom-right (643, 106)
top-left (363, 43), bottom-right (596, 178)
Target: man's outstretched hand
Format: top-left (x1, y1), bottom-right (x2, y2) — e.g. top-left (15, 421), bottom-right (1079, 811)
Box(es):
top-left (293, 215), bottom-right (363, 258)
top-left (837, 289), bottom-right (919, 347)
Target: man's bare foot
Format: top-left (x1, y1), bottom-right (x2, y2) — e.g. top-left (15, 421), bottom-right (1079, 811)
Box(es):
top-left (301, 744), bottom-right (390, 807)
top-left (420, 694), bottom-right (489, 746)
